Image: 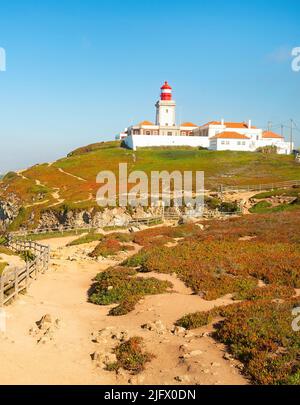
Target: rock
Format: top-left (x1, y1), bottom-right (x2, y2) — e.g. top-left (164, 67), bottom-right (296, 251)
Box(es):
top-left (141, 320), bottom-right (166, 335)
top-left (175, 375), bottom-right (190, 383)
top-left (223, 352), bottom-right (233, 361)
top-left (129, 226), bottom-right (140, 233)
top-left (171, 325), bottom-right (186, 337)
top-left (111, 330), bottom-right (129, 342)
top-left (37, 314), bottom-right (52, 330)
top-left (211, 362), bottom-right (221, 368)
top-left (189, 350), bottom-right (203, 357)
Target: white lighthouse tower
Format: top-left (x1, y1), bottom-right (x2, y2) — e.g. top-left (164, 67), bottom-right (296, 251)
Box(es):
top-left (155, 81), bottom-right (176, 127)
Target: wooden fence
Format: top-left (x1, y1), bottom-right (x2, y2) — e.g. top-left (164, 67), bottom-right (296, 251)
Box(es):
top-left (0, 238), bottom-right (50, 307)
top-left (218, 179), bottom-right (300, 193)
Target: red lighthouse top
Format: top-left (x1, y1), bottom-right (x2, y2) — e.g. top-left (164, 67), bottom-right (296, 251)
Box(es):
top-left (160, 81), bottom-right (172, 100)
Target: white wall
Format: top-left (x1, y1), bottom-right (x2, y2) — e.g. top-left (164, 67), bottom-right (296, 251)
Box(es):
top-left (125, 135), bottom-right (209, 151)
top-left (210, 139), bottom-right (251, 151)
top-left (256, 139), bottom-right (293, 154)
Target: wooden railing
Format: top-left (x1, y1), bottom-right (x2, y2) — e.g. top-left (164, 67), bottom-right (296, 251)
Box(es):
top-left (0, 237), bottom-right (50, 307)
top-left (218, 179), bottom-right (300, 193)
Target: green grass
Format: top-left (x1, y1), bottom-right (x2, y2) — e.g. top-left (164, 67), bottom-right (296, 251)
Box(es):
top-left (67, 232), bottom-right (104, 246)
top-left (1, 142), bottom-right (299, 229)
top-left (0, 261), bottom-right (8, 275)
top-left (252, 187), bottom-right (300, 199)
top-left (249, 199), bottom-right (300, 214)
top-left (19, 229), bottom-right (89, 241)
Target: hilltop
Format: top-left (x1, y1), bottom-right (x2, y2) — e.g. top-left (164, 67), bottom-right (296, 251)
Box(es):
top-left (0, 141), bottom-right (299, 230)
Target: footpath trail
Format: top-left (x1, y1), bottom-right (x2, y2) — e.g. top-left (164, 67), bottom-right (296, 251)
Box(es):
top-left (0, 235), bottom-right (248, 385)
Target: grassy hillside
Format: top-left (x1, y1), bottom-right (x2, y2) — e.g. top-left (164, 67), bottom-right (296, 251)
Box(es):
top-left (0, 141), bottom-right (299, 226)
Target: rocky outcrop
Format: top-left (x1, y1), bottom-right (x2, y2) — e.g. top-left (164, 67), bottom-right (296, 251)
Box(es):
top-left (0, 197), bottom-right (20, 231)
top-left (36, 205), bottom-right (162, 230)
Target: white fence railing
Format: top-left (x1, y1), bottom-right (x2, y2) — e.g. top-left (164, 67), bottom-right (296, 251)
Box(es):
top-left (0, 237), bottom-right (50, 306)
top-left (218, 179), bottom-right (300, 193)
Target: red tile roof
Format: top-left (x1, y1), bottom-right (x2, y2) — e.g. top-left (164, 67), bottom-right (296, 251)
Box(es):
top-left (201, 121), bottom-right (256, 129)
top-left (211, 131), bottom-right (250, 140)
top-left (262, 131), bottom-right (283, 139)
top-left (139, 120), bottom-right (155, 126)
top-left (180, 122), bottom-right (198, 127)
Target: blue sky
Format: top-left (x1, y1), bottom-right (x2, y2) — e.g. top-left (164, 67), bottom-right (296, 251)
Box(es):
top-left (0, 0), bottom-right (299, 173)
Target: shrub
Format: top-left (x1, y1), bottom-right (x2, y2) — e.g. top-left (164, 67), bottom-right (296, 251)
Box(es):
top-left (214, 299), bottom-right (300, 385)
top-left (89, 238), bottom-right (131, 258)
top-left (89, 266), bottom-right (172, 314)
top-left (109, 337), bottom-right (154, 374)
top-left (176, 309), bottom-right (219, 329)
top-left (20, 250), bottom-right (36, 262)
top-left (249, 201), bottom-right (272, 214)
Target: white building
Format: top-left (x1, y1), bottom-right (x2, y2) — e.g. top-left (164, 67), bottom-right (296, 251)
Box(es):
top-left (120, 82), bottom-right (292, 154)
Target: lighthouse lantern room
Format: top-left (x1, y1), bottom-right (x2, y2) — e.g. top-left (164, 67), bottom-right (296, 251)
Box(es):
top-left (155, 81), bottom-right (177, 127)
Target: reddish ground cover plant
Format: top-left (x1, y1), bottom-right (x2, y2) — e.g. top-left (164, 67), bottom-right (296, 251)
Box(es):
top-left (107, 337), bottom-right (155, 374)
top-left (123, 209), bottom-right (300, 384)
top-left (177, 298), bottom-right (300, 384)
top-left (89, 237), bottom-right (134, 258)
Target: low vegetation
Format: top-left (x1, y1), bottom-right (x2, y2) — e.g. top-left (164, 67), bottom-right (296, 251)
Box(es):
top-left (89, 236), bottom-right (134, 258)
top-left (1, 142), bottom-right (299, 229)
top-left (0, 260), bottom-right (8, 275)
top-left (114, 208), bottom-right (300, 384)
top-left (89, 266), bottom-right (172, 315)
top-left (107, 337), bottom-right (154, 374)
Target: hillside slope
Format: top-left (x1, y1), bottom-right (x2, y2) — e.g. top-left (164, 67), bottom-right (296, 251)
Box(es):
top-left (0, 141), bottom-right (299, 230)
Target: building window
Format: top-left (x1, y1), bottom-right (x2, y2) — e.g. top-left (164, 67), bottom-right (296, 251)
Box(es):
top-left (167, 132), bottom-right (172, 136)
top-left (242, 141), bottom-right (246, 145)
top-left (226, 141), bottom-right (230, 145)
top-left (166, 123), bottom-right (169, 126)
top-left (145, 131), bottom-right (151, 135)
top-left (221, 141), bottom-right (225, 145)
top-left (166, 109), bottom-right (168, 113)
top-left (237, 141), bottom-right (241, 145)
top-left (153, 131), bottom-right (158, 135)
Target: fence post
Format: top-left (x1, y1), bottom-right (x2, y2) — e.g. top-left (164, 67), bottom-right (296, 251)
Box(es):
top-left (26, 261), bottom-right (30, 289)
top-left (0, 274), bottom-right (4, 307)
top-left (14, 268), bottom-right (19, 297)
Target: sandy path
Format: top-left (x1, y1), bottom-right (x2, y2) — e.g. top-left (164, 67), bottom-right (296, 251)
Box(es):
top-left (0, 235), bottom-right (248, 385)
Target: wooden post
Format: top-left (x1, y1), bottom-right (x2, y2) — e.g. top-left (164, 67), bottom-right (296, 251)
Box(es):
top-left (14, 268), bottom-right (19, 297)
top-left (0, 274), bottom-right (4, 307)
top-left (26, 261), bottom-right (30, 289)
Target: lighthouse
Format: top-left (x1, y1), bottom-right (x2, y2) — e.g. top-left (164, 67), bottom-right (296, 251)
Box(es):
top-left (155, 81), bottom-right (176, 127)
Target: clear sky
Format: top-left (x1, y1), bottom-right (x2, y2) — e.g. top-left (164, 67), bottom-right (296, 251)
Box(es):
top-left (0, 0), bottom-right (299, 173)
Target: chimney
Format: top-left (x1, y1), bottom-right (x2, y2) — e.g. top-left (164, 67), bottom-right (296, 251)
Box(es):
top-left (221, 118), bottom-right (224, 126)
top-left (248, 119), bottom-right (252, 129)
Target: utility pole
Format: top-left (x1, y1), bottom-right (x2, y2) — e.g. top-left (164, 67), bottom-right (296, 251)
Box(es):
top-left (281, 124), bottom-right (284, 138)
top-left (267, 121), bottom-right (272, 132)
top-left (290, 119), bottom-right (294, 154)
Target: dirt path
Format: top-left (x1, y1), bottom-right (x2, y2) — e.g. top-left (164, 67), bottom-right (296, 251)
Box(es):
top-left (0, 236), bottom-right (248, 385)
top-left (57, 167), bottom-right (87, 182)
